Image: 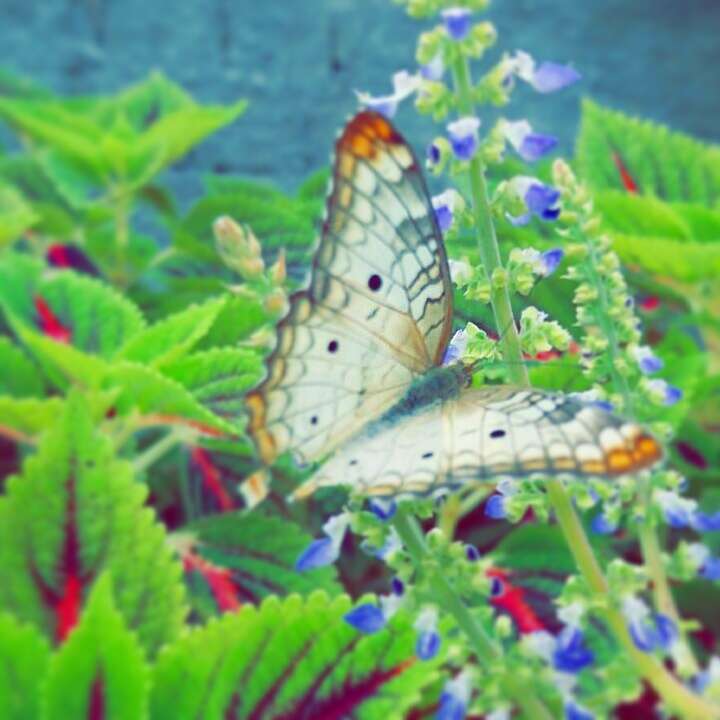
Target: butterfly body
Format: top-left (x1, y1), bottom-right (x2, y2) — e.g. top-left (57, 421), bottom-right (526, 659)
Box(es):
top-left (245, 110), bottom-right (663, 500)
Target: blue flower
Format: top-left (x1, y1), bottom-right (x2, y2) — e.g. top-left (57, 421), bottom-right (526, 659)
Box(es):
top-left (442, 328), bottom-right (468, 365)
top-left (436, 671), bottom-right (472, 720)
top-left (507, 177), bottom-right (561, 226)
top-left (502, 120), bottom-right (558, 162)
top-left (565, 701), bottom-right (595, 720)
top-left (552, 627), bottom-right (594, 673)
top-left (368, 498), bottom-right (397, 521)
top-left (691, 510), bottom-right (720, 533)
top-left (415, 607), bottom-right (441, 660)
top-left (646, 378), bottom-right (683, 406)
top-left (701, 557), bottom-right (720, 581)
top-left (655, 490), bottom-right (696, 529)
top-left (432, 190), bottom-right (457, 232)
top-left (686, 543), bottom-right (720, 581)
top-left (465, 544), bottom-right (480, 562)
top-left (441, 7), bottom-right (472, 41)
top-left (485, 494), bottom-right (507, 519)
top-left (391, 577), bottom-right (405, 596)
top-left (344, 603), bottom-right (387, 633)
top-left (512, 51), bottom-right (581, 93)
top-left (632, 346), bottom-right (664, 375)
top-left (540, 248), bottom-right (564, 275)
top-left (590, 513), bottom-right (618, 535)
top-left (355, 70), bottom-right (420, 118)
top-left (447, 116), bottom-right (481, 161)
top-left (295, 513), bottom-right (350, 571)
top-left (421, 54), bottom-right (445, 81)
top-left (427, 142), bottom-right (441, 166)
top-left (623, 596), bottom-right (677, 652)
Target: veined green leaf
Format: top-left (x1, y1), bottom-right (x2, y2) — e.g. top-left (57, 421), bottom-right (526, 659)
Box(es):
top-left (42, 575), bottom-right (149, 720)
top-left (183, 511), bottom-right (341, 606)
top-left (102, 361), bottom-right (236, 434)
top-left (151, 591), bottom-right (442, 720)
top-left (0, 181), bottom-right (37, 245)
top-left (0, 393), bottom-right (187, 654)
top-left (0, 396), bottom-right (64, 437)
top-left (576, 99), bottom-right (720, 204)
top-left (160, 348), bottom-right (263, 422)
top-left (0, 613), bottom-right (51, 720)
top-left (0, 337), bottom-right (43, 397)
top-left (595, 191), bottom-right (691, 239)
top-left (0, 252), bottom-right (43, 320)
top-left (118, 296), bottom-right (226, 367)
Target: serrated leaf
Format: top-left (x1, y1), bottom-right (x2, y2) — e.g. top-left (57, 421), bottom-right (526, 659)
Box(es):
top-left (42, 575), bottom-right (149, 720)
top-left (0, 181), bottom-right (38, 245)
top-left (184, 511), bottom-right (341, 604)
top-left (160, 348), bottom-right (263, 421)
top-left (493, 525), bottom-right (575, 575)
top-left (102, 361), bottom-right (236, 434)
top-left (118, 296), bottom-right (226, 366)
top-left (195, 294), bottom-right (272, 351)
top-left (576, 99), bottom-right (720, 204)
top-left (0, 393), bottom-right (187, 655)
top-left (38, 272), bottom-right (146, 358)
top-left (0, 396), bottom-right (64, 437)
top-left (0, 613), bottom-right (51, 720)
top-left (151, 591), bottom-right (441, 720)
top-left (0, 251), bottom-right (43, 320)
top-left (0, 337), bottom-right (43, 397)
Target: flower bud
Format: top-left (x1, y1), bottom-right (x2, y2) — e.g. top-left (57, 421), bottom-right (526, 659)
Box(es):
top-left (214, 216), bottom-right (265, 279)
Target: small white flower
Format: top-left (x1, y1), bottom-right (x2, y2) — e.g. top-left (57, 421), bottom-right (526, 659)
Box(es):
top-left (355, 70), bottom-right (420, 118)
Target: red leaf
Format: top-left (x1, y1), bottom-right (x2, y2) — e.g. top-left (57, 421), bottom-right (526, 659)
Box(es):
top-left (487, 568), bottom-right (545, 634)
top-left (183, 551), bottom-right (241, 613)
top-left (190, 447), bottom-right (235, 512)
top-left (46, 244), bottom-right (99, 276)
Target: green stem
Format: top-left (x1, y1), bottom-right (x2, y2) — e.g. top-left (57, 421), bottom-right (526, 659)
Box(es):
top-left (393, 507), bottom-right (554, 720)
top-left (451, 54), bottom-right (528, 388)
top-left (132, 427), bottom-right (191, 475)
top-left (112, 185), bottom-right (131, 287)
top-left (449, 49), bottom-right (715, 718)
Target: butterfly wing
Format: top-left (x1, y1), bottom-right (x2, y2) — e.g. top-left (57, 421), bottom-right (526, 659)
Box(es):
top-left (247, 111), bottom-right (453, 465)
top-left (294, 386), bottom-right (662, 498)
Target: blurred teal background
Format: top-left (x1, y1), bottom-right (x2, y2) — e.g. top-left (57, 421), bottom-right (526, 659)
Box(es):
top-left (2, 0), bottom-right (719, 194)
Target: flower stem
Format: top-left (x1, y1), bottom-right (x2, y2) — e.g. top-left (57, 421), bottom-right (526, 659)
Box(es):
top-left (132, 427), bottom-right (191, 475)
top-left (392, 506), bottom-right (554, 720)
top-left (449, 49), bottom-right (715, 719)
top-left (450, 54), bottom-right (528, 388)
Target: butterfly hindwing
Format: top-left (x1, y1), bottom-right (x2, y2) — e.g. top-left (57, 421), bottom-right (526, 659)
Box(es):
top-left (295, 386), bottom-right (662, 499)
top-left (247, 111), bottom-right (453, 465)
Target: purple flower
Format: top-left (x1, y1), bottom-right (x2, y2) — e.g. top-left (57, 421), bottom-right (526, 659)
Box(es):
top-left (701, 557), bottom-right (720, 581)
top-left (437, 671), bottom-right (472, 720)
top-left (565, 701), bottom-right (595, 720)
top-left (646, 378), bottom-right (683, 406)
top-left (507, 177), bottom-right (561, 226)
top-left (485, 494), bottom-right (507, 519)
top-left (415, 607), bottom-right (440, 660)
top-left (632, 346), bottom-right (664, 375)
top-left (502, 120), bottom-right (558, 162)
top-left (368, 498), bottom-right (397, 521)
top-left (344, 603), bottom-right (387, 633)
top-left (623, 597), bottom-right (677, 652)
top-left (441, 7), bottom-right (472, 41)
top-left (391, 577), bottom-right (405, 596)
top-left (447, 117), bottom-right (481, 161)
top-left (590, 513), bottom-right (617, 535)
top-left (552, 627), bottom-right (594, 673)
top-left (427, 142), bottom-right (441, 166)
top-left (655, 491), bottom-right (695, 529)
top-left (512, 51), bottom-right (581, 93)
top-left (465, 544), bottom-right (480, 561)
top-left (421, 54), bottom-right (445, 81)
top-left (693, 510), bottom-right (720, 532)
top-left (432, 190), bottom-right (457, 232)
top-left (540, 248), bottom-right (564, 275)
top-left (686, 543), bottom-right (720, 581)
top-left (295, 513), bottom-right (350, 571)
top-left (442, 328), bottom-right (468, 365)
top-left (355, 70), bottom-right (419, 118)
top-left (531, 62), bottom-right (582, 93)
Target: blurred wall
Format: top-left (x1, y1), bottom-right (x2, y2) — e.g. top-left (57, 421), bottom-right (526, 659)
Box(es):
top-left (2, 0), bottom-right (719, 194)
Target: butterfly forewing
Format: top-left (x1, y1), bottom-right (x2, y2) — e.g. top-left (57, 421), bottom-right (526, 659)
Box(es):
top-left (295, 386), bottom-right (662, 499)
top-left (246, 111), bottom-right (453, 465)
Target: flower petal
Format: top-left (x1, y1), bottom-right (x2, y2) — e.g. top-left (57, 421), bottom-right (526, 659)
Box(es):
top-left (441, 7), bottom-right (473, 41)
top-left (344, 604), bottom-right (386, 633)
top-left (531, 62), bottom-right (581, 93)
top-left (295, 537), bottom-right (340, 572)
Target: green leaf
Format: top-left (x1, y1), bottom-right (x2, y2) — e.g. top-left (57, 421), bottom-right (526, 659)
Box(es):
top-left (576, 99), bottom-right (720, 204)
top-left (195, 294), bottom-right (271, 351)
top-left (151, 591), bottom-right (441, 720)
top-left (160, 348), bottom-right (263, 422)
top-left (42, 575), bottom-right (149, 720)
top-left (0, 181), bottom-right (37, 245)
top-left (0, 251), bottom-right (43, 320)
top-left (0, 396), bottom-right (64, 437)
top-left (39, 273), bottom-right (146, 358)
top-left (184, 511), bottom-right (341, 605)
top-left (102, 362), bottom-right (236, 434)
top-left (118, 296), bottom-right (226, 366)
top-left (0, 613), bottom-right (51, 720)
top-left (493, 525), bottom-right (575, 576)
top-left (0, 393), bottom-right (187, 654)
top-left (0, 337), bottom-right (43, 397)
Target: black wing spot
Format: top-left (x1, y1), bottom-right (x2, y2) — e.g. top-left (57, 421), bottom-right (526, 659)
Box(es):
top-left (349, 459), bottom-right (358, 466)
top-left (490, 429), bottom-right (506, 439)
top-left (310, 415), bottom-right (318, 426)
top-left (327, 339), bottom-right (339, 353)
top-left (421, 451), bottom-right (434, 459)
top-left (368, 274), bottom-right (382, 291)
